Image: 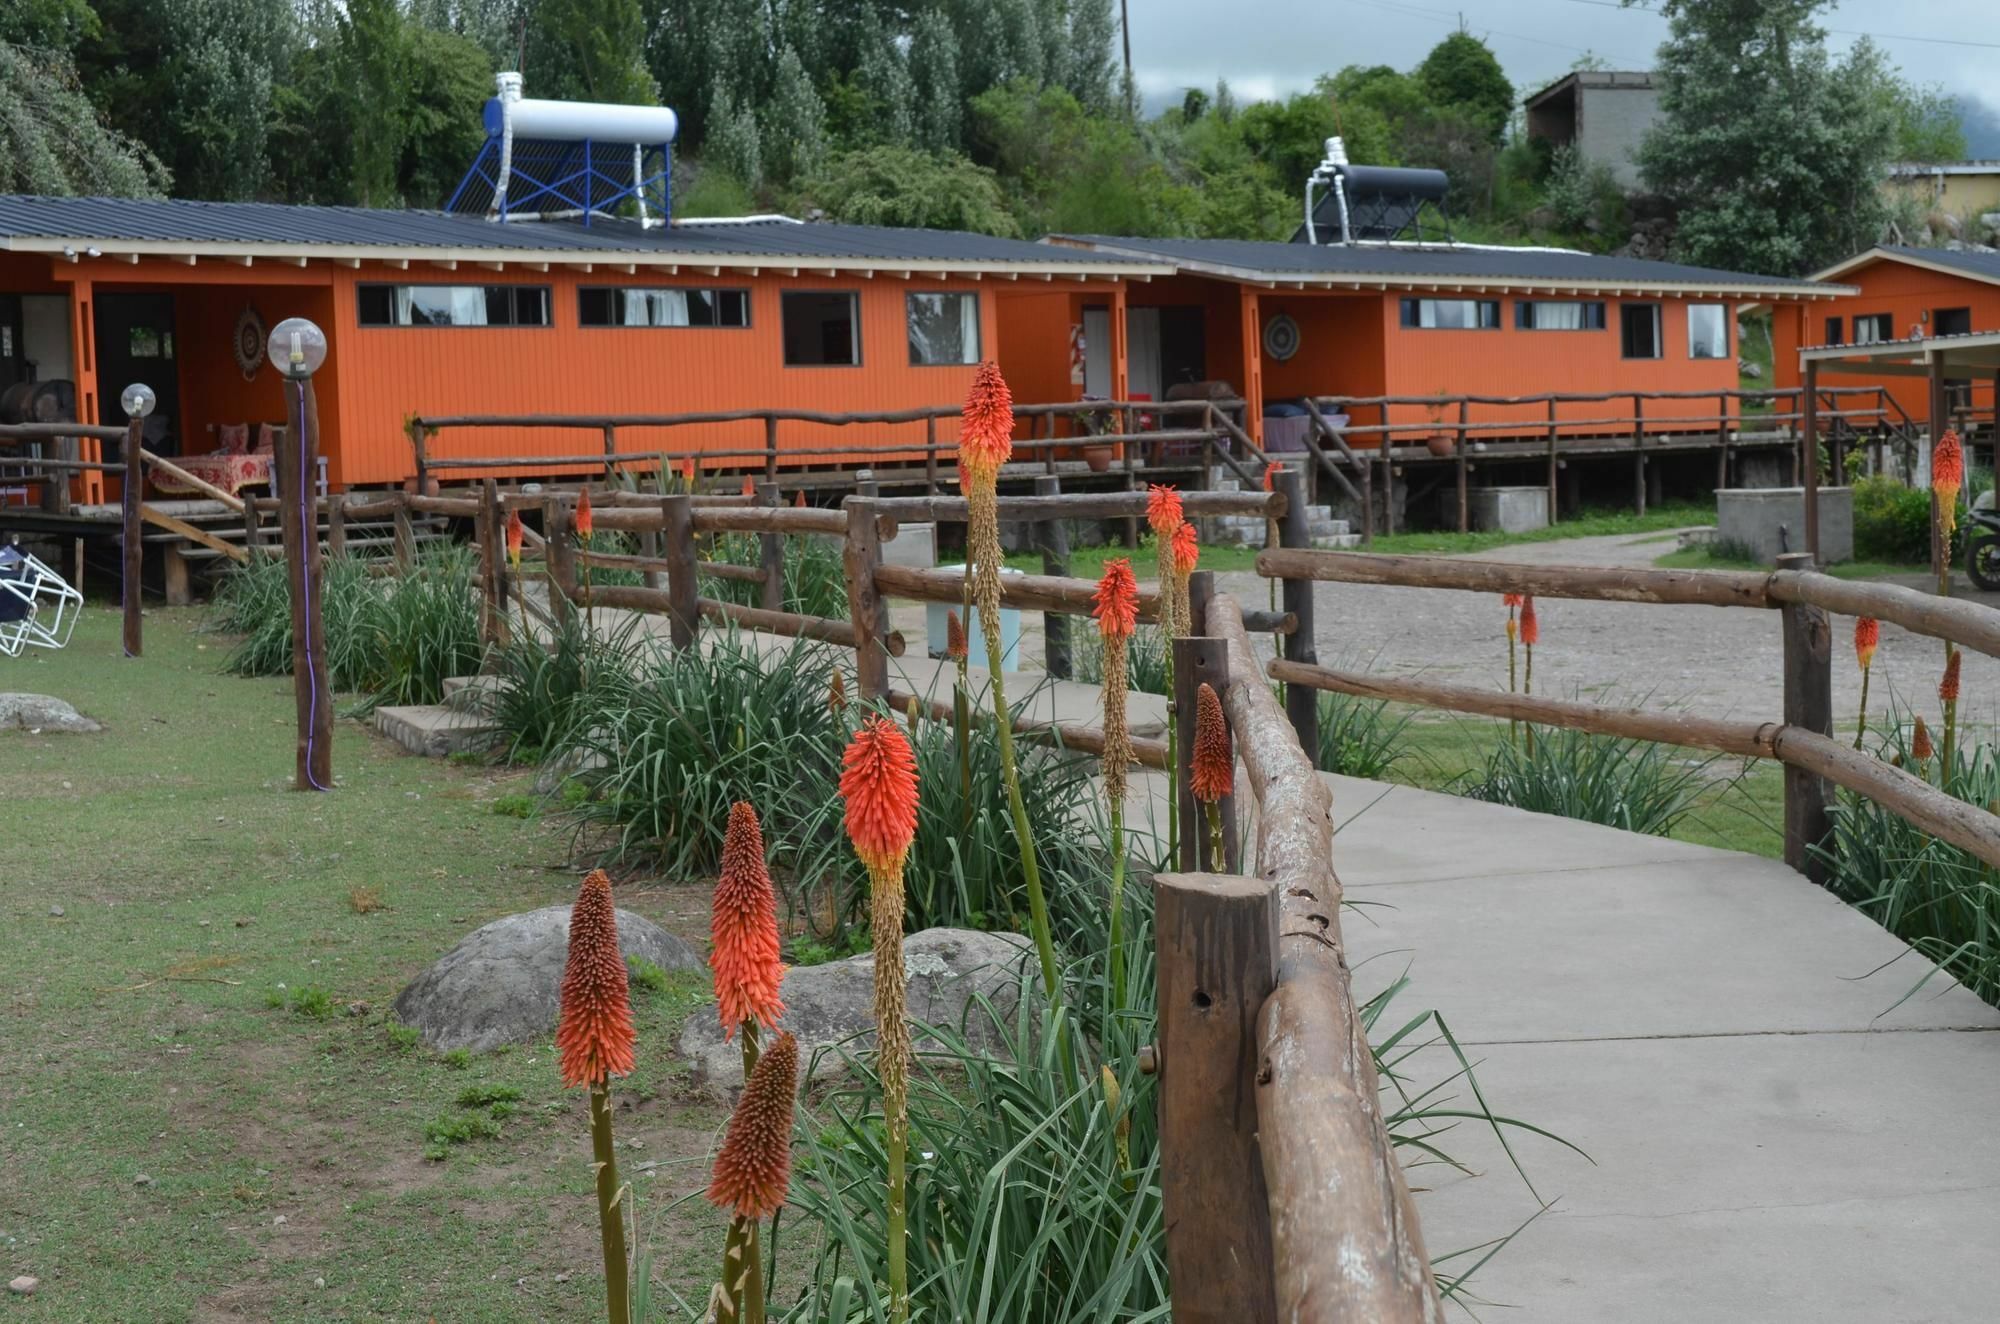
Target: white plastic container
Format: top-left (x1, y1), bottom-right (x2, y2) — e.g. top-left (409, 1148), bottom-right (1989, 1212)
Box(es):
top-left (924, 565), bottom-right (1022, 669)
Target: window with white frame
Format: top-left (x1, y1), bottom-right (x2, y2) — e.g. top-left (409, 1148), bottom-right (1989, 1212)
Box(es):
top-left (1399, 297), bottom-right (1500, 329)
top-left (1687, 304), bottom-right (1730, 359)
top-left (906, 292), bottom-right (980, 365)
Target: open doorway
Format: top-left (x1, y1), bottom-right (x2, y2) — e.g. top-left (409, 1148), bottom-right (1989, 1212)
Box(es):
top-left (96, 293), bottom-right (180, 454)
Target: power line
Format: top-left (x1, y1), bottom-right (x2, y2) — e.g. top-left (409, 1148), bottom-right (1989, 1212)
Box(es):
top-left (1330, 0), bottom-right (1649, 61)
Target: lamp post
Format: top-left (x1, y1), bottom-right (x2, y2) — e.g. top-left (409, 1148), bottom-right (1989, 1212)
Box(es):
top-left (268, 318), bottom-right (333, 791)
top-left (118, 382), bottom-right (155, 658)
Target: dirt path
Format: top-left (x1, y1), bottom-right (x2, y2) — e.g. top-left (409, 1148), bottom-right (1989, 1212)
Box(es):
top-left (1217, 530), bottom-right (2000, 731)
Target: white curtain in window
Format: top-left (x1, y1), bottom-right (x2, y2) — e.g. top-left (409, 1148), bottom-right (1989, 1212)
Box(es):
top-left (1419, 300), bottom-right (1479, 329)
top-left (957, 293), bottom-right (979, 363)
top-left (1538, 301), bottom-right (1585, 330)
top-left (1688, 304), bottom-right (1728, 359)
top-left (624, 290), bottom-right (690, 326)
top-left (400, 286), bottom-right (488, 325)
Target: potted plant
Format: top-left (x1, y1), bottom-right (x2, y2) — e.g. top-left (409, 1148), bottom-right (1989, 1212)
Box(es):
top-left (1424, 394), bottom-right (1456, 458)
top-left (1077, 403), bottom-right (1117, 472)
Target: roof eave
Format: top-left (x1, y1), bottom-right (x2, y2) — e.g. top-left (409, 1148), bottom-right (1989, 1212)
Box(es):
top-left (1806, 246), bottom-right (2000, 291)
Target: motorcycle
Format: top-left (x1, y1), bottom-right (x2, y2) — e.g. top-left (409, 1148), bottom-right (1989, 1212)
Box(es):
top-left (1965, 489), bottom-right (2000, 591)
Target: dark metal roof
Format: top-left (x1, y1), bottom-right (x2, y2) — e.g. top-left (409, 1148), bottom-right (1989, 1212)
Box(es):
top-left (1876, 246), bottom-right (2000, 282)
top-left (1052, 234), bottom-right (1828, 294)
top-left (0, 194), bottom-right (1162, 270)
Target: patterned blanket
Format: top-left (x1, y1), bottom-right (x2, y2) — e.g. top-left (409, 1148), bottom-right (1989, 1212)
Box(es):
top-left (151, 451), bottom-right (274, 497)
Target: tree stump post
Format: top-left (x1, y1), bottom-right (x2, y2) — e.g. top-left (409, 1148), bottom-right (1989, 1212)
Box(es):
top-left (120, 416), bottom-right (143, 657)
top-left (1273, 469), bottom-right (1319, 757)
top-left (661, 493), bottom-right (699, 650)
top-left (842, 496), bottom-right (890, 700)
top-left (756, 481), bottom-right (785, 613)
top-left (543, 496), bottom-right (575, 629)
top-left (1034, 474), bottom-right (1072, 678)
top-left (1154, 870), bottom-right (1279, 1324)
top-left (279, 374), bottom-right (333, 791)
top-left (1780, 551), bottom-right (1833, 882)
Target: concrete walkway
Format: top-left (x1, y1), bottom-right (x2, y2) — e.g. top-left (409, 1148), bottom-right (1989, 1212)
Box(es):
top-left (1309, 773), bottom-right (2000, 1322)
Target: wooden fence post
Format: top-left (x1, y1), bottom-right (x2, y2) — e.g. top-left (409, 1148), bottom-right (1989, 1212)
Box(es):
top-left (1154, 870), bottom-right (1279, 1324)
top-left (1274, 470), bottom-right (1319, 758)
top-left (1454, 397), bottom-right (1470, 533)
top-left (1546, 396), bottom-right (1561, 525)
top-left (1716, 392), bottom-right (1732, 494)
top-left (661, 493), bottom-right (699, 649)
top-left (543, 496), bottom-right (575, 628)
top-left (756, 481), bottom-right (785, 613)
top-left (477, 478), bottom-right (506, 648)
top-left (1035, 474), bottom-right (1072, 679)
top-left (764, 414), bottom-right (780, 483)
top-left (1803, 359), bottom-right (1821, 561)
top-left (1631, 393), bottom-right (1647, 517)
top-left (279, 372), bottom-right (333, 792)
top-left (1779, 550), bottom-right (1833, 883)
top-left (406, 417), bottom-right (429, 495)
top-left (391, 498), bottom-right (415, 574)
top-left (327, 493), bottom-right (347, 557)
top-left (120, 417), bottom-right (142, 657)
top-left (242, 492), bottom-right (264, 552)
top-left (602, 423), bottom-right (617, 483)
top-left (842, 496), bottom-right (890, 700)
top-left (1175, 633), bottom-right (1240, 873)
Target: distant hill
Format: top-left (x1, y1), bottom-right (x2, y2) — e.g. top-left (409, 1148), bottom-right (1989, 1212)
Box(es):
top-left (1959, 96), bottom-right (2000, 158)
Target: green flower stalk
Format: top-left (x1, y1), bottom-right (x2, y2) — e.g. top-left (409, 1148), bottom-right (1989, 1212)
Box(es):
top-left (1092, 558), bottom-right (1140, 1005)
top-left (1854, 618), bottom-right (1879, 750)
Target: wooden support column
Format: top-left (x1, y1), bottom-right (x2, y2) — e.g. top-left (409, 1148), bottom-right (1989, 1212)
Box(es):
top-left (543, 497), bottom-right (575, 628)
top-left (1035, 474), bottom-right (1072, 679)
top-left (407, 417), bottom-right (429, 495)
top-left (1631, 393), bottom-right (1647, 516)
top-left (163, 547), bottom-right (191, 607)
top-left (1779, 551), bottom-right (1832, 882)
top-left (242, 492), bottom-right (263, 552)
top-left (1802, 359), bottom-right (1821, 560)
top-left (477, 477), bottom-right (506, 648)
top-left (278, 371), bottom-right (333, 792)
top-left (1455, 397), bottom-right (1470, 533)
top-left (1174, 633), bottom-right (1240, 873)
top-left (1716, 392), bottom-right (1732, 494)
top-left (756, 481), bottom-right (785, 613)
top-left (1274, 469), bottom-right (1319, 757)
top-left (764, 415), bottom-right (779, 482)
top-left (391, 499), bottom-right (415, 574)
top-left (661, 493), bottom-right (699, 649)
top-left (1546, 396), bottom-right (1561, 525)
top-left (924, 415), bottom-right (939, 494)
top-left (120, 416), bottom-right (142, 656)
top-left (842, 496), bottom-right (890, 700)
top-left (1153, 869), bottom-right (1279, 1324)
top-left (1929, 355), bottom-right (1948, 579)
top-left (327, 493), bottom-right (347, 557)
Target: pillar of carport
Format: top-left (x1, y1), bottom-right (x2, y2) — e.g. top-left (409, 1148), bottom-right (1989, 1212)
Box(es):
top-left (1237, 285), bottom-right (1264, 447)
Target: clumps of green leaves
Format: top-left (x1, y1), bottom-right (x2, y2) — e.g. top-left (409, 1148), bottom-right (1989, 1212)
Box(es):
top-left (385, 1019), bottom-right (421, 1052)
top-left (440, 1048), bottom-right (472, 1071)
top-left (1466, 724), bottom-right (1728, 837)
top-left (1312, 688), bottom-right (1414, 780)
top-left (269, 985), bottom-right (334, 1019)
top-left (625, 955), bottom-right (670, 995)
top-left (490, 794), bottom-right (536, 820)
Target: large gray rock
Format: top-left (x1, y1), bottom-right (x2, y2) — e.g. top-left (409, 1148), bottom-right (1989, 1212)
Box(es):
top-left (0, 693), bottom-right (100, 733)
top-left (680, 928), bottom-right (1037, 1089)
top-left (394, 905), bottom-right (700, 1053)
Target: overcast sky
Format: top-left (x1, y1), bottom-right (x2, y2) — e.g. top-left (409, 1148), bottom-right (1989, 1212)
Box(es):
top-left (1127, 0), bottom-right (2000, 133)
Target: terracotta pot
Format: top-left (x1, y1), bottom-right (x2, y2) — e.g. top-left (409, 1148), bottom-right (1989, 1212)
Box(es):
top-left (1425, 434), bottom-right (1456, 458)
top-left (1083, 443), bottom-right (1115, 473)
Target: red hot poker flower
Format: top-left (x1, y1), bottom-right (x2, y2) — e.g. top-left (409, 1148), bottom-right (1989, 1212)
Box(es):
top-left (945, 609), bottom-right (968, 660)
top-left (681, 457), bottom-right (698, 485)
top-left (1191, 683), bottom-right (1233, 803)
top-left (828, 669), bottom-right (847, 717)
top-left (840, 716), bottom-right (920, 877)
top-left (506, 510), bottom-right (524, 569)
top-left (705, 1031), bottom-right (799, 1220)
top-left (958, 361), bottom-right (1015, 483)
top-left (1262, 461), bottom-right (1283, 492)
top-left (574, 489), bottom-right (594, 541)
top-left (793, 490), bottom-right (806, 508)
top-left (1092, 558), bottom-right (1140, 641)
top-left (1854, 617), bottom-right (1880, 670)
top-left (1519, 596), bottom-right (1540, 647)
top-left (1934, 429), bottom-right (1965, 500)
top-left (1941, 648), bottom-right (1962, 704)
top-left (1913, 715), bottom-right (1935, 761)
top-left (556, 869), bottom-right (636, 1089)
top-left (712, 802), bottom-right (786, 1041)
top-left (1170, 519), bottom-right (1200, 577)
top-left (741, 476), bottom-right (755, 497)
top-left (1502, 593), bottom-right (1523, 608)
top-left (1146, 484), bottom-right (1184, 537)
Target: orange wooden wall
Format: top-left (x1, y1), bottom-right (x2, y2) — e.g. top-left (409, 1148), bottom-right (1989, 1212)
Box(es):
top-left (328, 268), bottom-right (998, 487)
top-left (1772, 258), bottom-right (2000, 427)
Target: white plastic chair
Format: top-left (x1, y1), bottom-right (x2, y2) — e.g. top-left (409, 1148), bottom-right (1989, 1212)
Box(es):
top-left (0, 542), bottom-right (83, 657)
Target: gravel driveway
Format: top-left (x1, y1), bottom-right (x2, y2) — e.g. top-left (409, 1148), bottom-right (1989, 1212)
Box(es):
top-left (1214, 530), bottom-right (2000, 733)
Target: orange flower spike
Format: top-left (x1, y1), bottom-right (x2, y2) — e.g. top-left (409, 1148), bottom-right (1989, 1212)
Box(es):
top-left (705, 1031), bottom-right (799, 1220)
top-left (1519, 596), bottom-right (1540, 647)
top-left (1913, 715), bottom-right (1935, 761)
top-left (574, 489), bottom-right (594, 542)
top-left (555, 870), bottom-right (637, 1090)
top-left (741, 476), bottom-right (755, 498)
top-left (1190, 683), bottom-right (1233, 803)
top-left (505, 510), bottom-right (524, 569)
top-left (711, 803), bottom-right (786, 1041)
top-left (1502, 593), bottom-right (1523, 608)
top-left (1262, 461), bottom-right (1283, 492)
top-left (793, 490), bottom-right (806, 508)
top-left (1092, 558), bottom-right (1140, 641)
top-left (945, 608), bottom-right (968, 661)
top-left (840, 716), bottom-right (920, 877)
top-left (828, 669), bottom-right (847, 717)
top-left (681, 457), bottom-right (698, 485)
top-left (1146, 483), bottom-right (1184, 537)
top-left (1941, 648), bottom-right (1962, 704)
top-left (1854, 617), bottom-right (1880, 670)
top-left (1934, 429), bottom-right (1965, 502)
top-left (958, 361), bottom-right (1015, 483)
top-left (1170, 519), bottom-right (1200, 577)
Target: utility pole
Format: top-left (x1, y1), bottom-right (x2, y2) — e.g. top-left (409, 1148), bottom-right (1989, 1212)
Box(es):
top-left (1121, 0), bottom-right (1135, 116)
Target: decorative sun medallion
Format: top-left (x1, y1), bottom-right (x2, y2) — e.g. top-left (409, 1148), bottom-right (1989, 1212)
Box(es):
top-left (233, 306), bottom-right (267, 381)
top-left (1263, 313), bottom-right (1301, 361)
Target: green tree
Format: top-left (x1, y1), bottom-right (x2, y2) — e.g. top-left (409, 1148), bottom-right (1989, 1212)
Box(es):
top-left (1416, 31), bottom-right (1513, 146)
top-left (1635, 0), bottom-right (1898, 276)
top-left (762, 44), bottom-right (828, 187)
top-left (0, 40), bottom-right (166, 197)
top-left (704, 74), bottom-right (764, 189)
top-left (160, 0), bottom-right (296, 199)
top-left (1885, 80), bottom-right (1967, 162)
top-left (523, 0), bottom-right (655, 105)
top-left (909, 9), bottom-right (963, 153)
top-left (799, 145), bottom-right (1021, 236)
top-left (0, 0), bottom-right (95, 47)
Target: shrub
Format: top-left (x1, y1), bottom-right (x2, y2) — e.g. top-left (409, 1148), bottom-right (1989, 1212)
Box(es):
top-left (1312, 688), bottom-right (1413, 779)
top-left (1852, 474), bottom-right (1937, 564)
top-left (483, 612), bottom-right (646, 765)
top-left (1466, 724), bottom-right (1726, 837)
top-left (360, 544), bottom-right (484, 709)
top-left (1817, 709), bottom-right (2000, 1006)
top-left (1072, 624), bottom-right (1170, 696)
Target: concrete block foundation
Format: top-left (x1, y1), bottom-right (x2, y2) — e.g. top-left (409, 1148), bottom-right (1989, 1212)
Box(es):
top-left (1716, 486), bottom-right (1853, 564)
top-left (1469, 486), bottom-right (1552, 534)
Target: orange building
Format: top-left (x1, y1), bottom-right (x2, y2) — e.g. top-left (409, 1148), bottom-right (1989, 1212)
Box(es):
top-left (0, 196), bottom-right (1163, 497)
top-left (1771, 246), bottom-right (2000, 431)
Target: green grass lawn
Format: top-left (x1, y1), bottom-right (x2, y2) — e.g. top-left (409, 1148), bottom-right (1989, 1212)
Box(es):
top-left (1367, 708), bottom-right (1787, 860)
top-left (1011, 501), bottom-right (1719, 580)
top-left (1652, 545), bottom-right (1921, 581)
top-left (1, 607), bottom-right (728, 1321)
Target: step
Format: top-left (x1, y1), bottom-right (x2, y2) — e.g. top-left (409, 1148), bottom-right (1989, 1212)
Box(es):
top-left (371, 703), bottom-right (496, 757)
top-left (440, 673), bottom-right (512, 714)
top-left (1311, 532), bottom-right (1364, 549)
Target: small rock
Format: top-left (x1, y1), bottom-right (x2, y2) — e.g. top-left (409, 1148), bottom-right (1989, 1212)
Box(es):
top-left (8, 1275), bottom-right (37, 1296)
top-left (272, 1214), bottom-right (288, 1226)
top-left (0, 694), bottom-right (100, 734)
top-left (234, 918), bottom-right (251, 928)
top-left (133, 1174), bottom-right (152, 1187)
top-left (48, 906), bottom-right (64, 918)
top-left (343, 1001), bottom-right (370, 1018)
top-left (313, 1277), bottom-right (325, 1288)
top-left (197, 920), bottom-right (210, 928)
